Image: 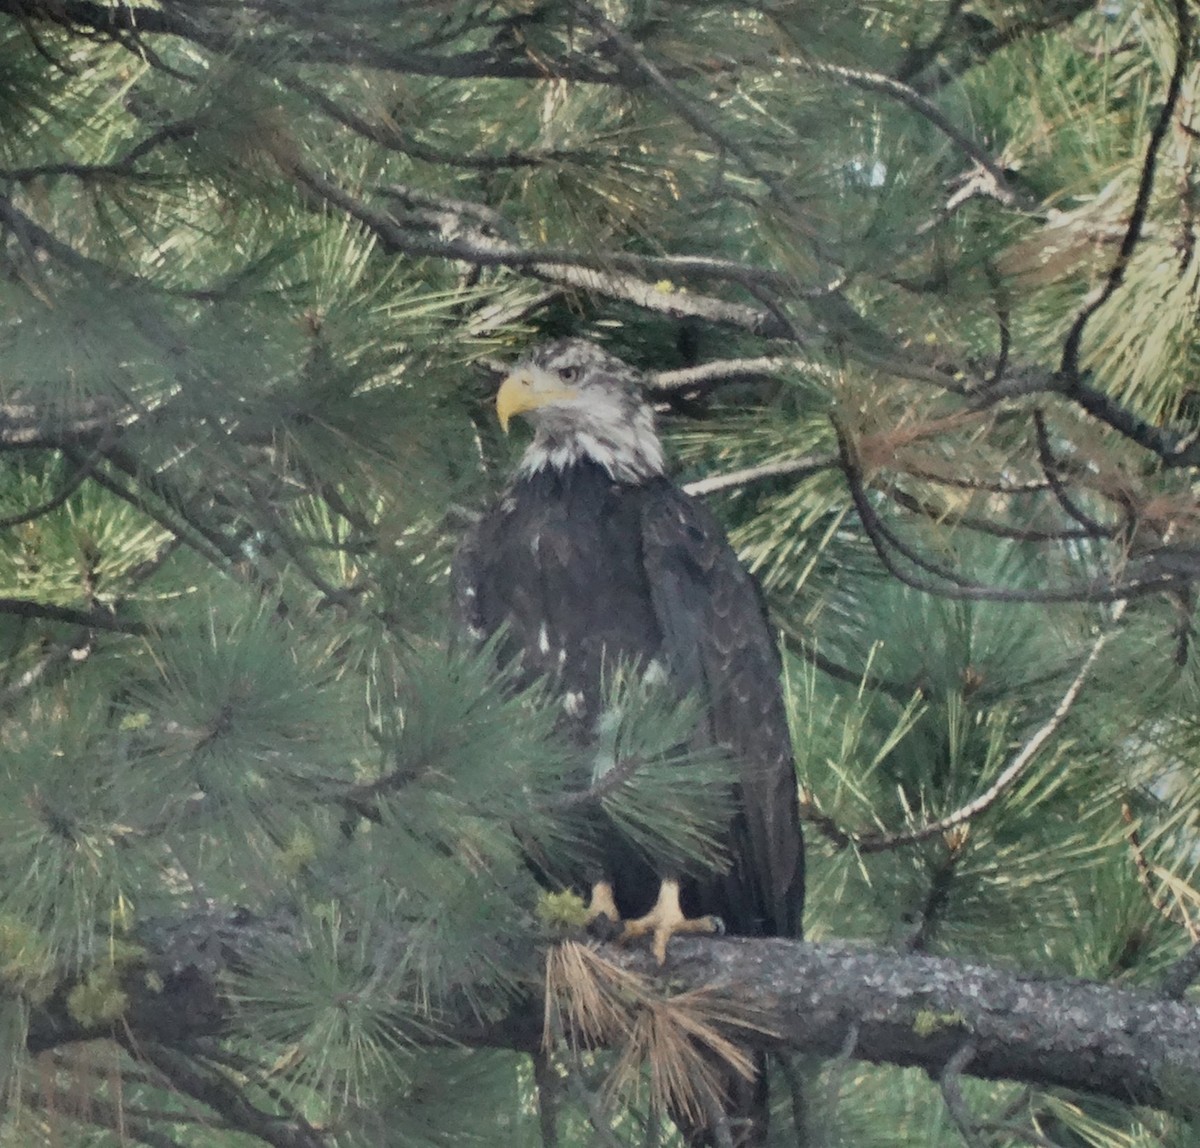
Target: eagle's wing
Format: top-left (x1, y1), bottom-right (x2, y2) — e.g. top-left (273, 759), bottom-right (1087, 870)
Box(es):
top-left (639, 482), bottom-right (804, 938)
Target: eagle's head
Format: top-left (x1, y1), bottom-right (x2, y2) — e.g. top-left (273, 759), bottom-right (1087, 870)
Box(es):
top-left (496, 338), bottom-right (664, 483)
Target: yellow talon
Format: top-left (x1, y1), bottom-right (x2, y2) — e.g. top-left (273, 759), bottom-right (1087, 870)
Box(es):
top-left (583, 880), bottom-right (621, 928)
top-left (619, 878), bottom-right (723, 964)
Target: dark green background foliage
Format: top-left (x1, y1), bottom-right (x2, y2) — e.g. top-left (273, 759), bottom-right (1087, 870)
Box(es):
top-left (0, 1), bottom-right (1197, 1145)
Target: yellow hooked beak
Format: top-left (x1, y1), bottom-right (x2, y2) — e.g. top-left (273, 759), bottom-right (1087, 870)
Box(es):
top-left (495, 367), bottom-right (577, 433)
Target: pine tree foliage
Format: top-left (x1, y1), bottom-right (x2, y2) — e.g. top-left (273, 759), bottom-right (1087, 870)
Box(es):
top-left (0, 0), bottom-right (1197, 1145)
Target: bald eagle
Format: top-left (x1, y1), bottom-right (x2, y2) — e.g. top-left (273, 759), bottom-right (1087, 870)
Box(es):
top-left (453, 339), bottom-right (804, 957)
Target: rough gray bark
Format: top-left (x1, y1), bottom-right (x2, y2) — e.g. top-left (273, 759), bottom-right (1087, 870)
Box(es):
top-left (25, 913), bottom-right (1200, 1116)
top-left (605, 936), bottom-right (1200, 1111)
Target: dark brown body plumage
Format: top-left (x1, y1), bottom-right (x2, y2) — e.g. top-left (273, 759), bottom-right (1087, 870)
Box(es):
top-left (455, 457), bottom-right (803, 938)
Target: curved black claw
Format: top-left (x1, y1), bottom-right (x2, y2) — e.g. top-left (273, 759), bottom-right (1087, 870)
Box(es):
top-left (586, 911), bottom-right (623, 943)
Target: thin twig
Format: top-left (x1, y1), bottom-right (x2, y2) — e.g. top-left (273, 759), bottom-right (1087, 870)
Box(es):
top-left (699, 1088), bottom-right (736, 1148)
top-left (127, 1044), bottom-right (328, 1148)
top-left (573, 2), bottom-right (821, 240)
top-left (563, 1049), bottom-right (626, 1148)
top-left (0, 597), bottom-right (144, 634)
top-left (795, 61), bottom-right (1028, 210)
top-left (1160, 942), bottom-right (1200, 1001)
top-left (775, 1054), bottom-right (809, 1148)
top-left (1122, 802), bottom-right (1200, 942)
top-left (0, 120), bottom-right (197, 183)
top-left (822, 1022), bottom-right (859, 1145)
top-left (0, 450), bottom-right (101, 527)
top-left (853, 604), bottom-right (1122, 853)
top-left (836, 420), bottom-right (1177, 604)
top-left (684, 455), bottom-right (835, 498)
top-left (901, 834), bottom-right (966, 952)
top-left (1032, 411), bottom-right (1119, 539)
top-left (650, 357), bottom-right (821, 393)
top-left (939, 1042), bottom-right (985, 1148)
top-left (1060, 0), bottom-right (1193, 378)
top-left (884, 485), bottom-right (1104, 544)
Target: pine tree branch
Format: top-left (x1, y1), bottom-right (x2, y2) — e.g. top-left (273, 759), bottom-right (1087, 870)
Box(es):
top-left (1122, 801), bottom-right (1200, 944)
top-left (793, 61), bottom-right (1027, 210)
top-left (1032, 410), bottom-right (1123, 539)
top-left (832, 609), bottom-right (1117, 855)
top-left (835, 419), bottom-right (1186, 604)
top-left (1062, 379), bottom-right (1200, 468)
top-left (0, 396), bottom-right (127, 450)
top-left (0, 0), bottom-right (620, 84)
top-left (901, 837), bottom-right (966, 953)
top-left (570, 2), bottom-right (821, 243)
top-left (777, 624), bottom-right (917, 708)
top-left (1060, 0), bottom-right (1193, 380)
top-left (73, 451), bottom-right (241, 574)
top-left (971, 368), bottom-right (1200, 470)
top-left (0, 120), bottom-right (197, 183)
top-left (18, 1075), bottom-right (193, 1148)
top-left (894, 0), bottom-right (967, 84)
top-left (0, 597), bottom-right (144, 634)
top-left (882, 484), bottom-right (1105, 544)
top-left (650, 357), bottom-right (827, 394)
top-left (0, 450), bottom-right (99, 527)
top-left (22, 912), bottom-right (1200, 1117)
top-left (898, 0), bottom-right (1097, 91)
top-left (130, 1045), bottom-right (328, 1148)
top-left (282, 75), bottom-right (584, 171)
top-left (939, 1042), bottom-right (985, 1148)
top-left (682, 455), bottom-right (835, 498)
top-left (285, 162), bottom-right (806, 337)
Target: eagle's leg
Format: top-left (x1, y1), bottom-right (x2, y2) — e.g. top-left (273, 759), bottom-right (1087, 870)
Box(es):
top-left (583, 880), bottom-right (621, 926)
top-left (619, 878), bottom-right (724, 965)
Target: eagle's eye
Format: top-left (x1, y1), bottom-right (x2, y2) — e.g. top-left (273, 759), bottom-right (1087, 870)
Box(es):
top-left (557, 365), bottom-right (580, 383)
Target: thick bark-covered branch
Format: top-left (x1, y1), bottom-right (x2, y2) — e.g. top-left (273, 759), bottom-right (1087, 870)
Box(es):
top-left (25, 913), bottom-right (1200, 1117)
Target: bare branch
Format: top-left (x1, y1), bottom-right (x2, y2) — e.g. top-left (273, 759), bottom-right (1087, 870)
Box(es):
top-left (1066, 379), bottom-right (1200, 468)
top-left (683, 456), bottom-right (835, 498)
top-left (883, 484), bottom-right (1106, 544)
top-left (0, 451), bottom-right (99, 527)
top-left (1033, 411), bottom-right (1122, 539)
top-left (650, 357), bottom-right (825, 394)
top-left (852, 605), bottom-right (1120, 854)
top-left (796, 61), bottom-right (1028, 210)
top-left (835, 420), bottom-right (1182, 604)
top-left (971, 363), bottom-right (1200, 470)
top-left (287, 163), bottom-right (795, 337)
top-left (24, 911), bottom-right (1200, 1116)
top-left (0, 597), bottom-right (145, 635)
top-left (939, 1043), bottom-right (985, 1148)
